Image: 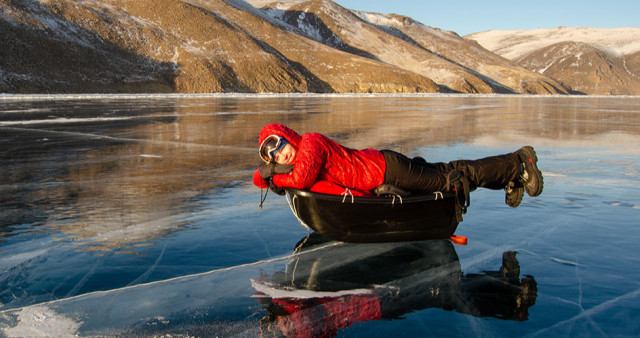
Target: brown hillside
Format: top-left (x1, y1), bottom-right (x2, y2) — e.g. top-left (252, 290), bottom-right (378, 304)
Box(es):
top-left (0, 0), bottom-right (174, 93)
top-left (188, 0), bottom-right (442, 93)
top-left (356, 12), bottom-right (567, 94)
top-left (1, 0), bottom-right (568, 94)
top-left (623, 51), bottom-right (640, 81)
top-left (516, 42), bottom-right (640, 95)
top-left (281, 0), bottom-right (501, 93)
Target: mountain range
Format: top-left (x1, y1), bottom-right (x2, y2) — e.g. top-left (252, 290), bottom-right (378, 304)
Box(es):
top-left (1, 0), bottom-right (637, 95)
top-left (466, 27), bottom-right (640, 95)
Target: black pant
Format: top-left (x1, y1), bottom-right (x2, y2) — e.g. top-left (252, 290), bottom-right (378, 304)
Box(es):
top-left (382, 150), bottom-right (520, 194)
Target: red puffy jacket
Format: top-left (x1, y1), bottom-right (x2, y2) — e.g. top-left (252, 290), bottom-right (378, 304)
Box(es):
top-left (253, 124), bottom-right (386, 193)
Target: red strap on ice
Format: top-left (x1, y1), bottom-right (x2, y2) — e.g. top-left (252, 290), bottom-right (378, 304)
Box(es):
top-left (450, 235), bottom-right (468, 245)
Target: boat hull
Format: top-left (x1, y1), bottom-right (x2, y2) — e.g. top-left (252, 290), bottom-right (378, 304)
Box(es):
top-left (286, 189), bottom-right (461, 243)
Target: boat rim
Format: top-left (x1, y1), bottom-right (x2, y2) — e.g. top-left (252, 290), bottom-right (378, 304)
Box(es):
top-left (285, 188), bottom-right (457, 205)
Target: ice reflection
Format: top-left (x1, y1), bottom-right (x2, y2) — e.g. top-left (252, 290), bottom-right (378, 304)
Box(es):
top-left (1, 95), bottom-right (640, 336)
top-left (0, 236), bottom-right (536, 337)
top-left (3, 95), bottom-right (639, 252)
top-left (253, 235), bottom-right (536, 337)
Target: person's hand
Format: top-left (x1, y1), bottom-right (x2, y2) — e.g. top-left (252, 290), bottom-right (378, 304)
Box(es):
top-left (258, 163), bottom-right (294, 180)
top-left (268, 180), bottom-right (286, 195)
top-left (258, 163), bottom-right (273, 180)
top-left (273, 163), bottom-right (294, 174)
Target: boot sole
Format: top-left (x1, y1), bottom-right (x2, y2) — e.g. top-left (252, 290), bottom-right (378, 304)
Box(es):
top-left (520, 146), bottom-right (543, 197)
top-left (505, 182), bottom-right (524, 208)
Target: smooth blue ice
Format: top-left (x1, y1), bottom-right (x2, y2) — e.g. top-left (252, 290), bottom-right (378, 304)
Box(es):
top-left (1, 94), bottom-right (639, 337)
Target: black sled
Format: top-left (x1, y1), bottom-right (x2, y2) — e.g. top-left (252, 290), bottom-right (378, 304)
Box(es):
top-left (284, 188), bottom-right (469, 243)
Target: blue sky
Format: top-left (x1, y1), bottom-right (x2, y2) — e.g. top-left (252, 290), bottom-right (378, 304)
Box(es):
top-left (333, 0), bottom-right (640, 36)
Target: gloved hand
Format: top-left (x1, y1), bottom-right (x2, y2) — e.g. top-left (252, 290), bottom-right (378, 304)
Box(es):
top-left (268, 180), bottom-right (286, 195)
top-left (258, 163), bottom-right (294, 180)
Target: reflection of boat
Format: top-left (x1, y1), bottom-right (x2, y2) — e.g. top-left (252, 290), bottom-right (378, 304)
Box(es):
top-left (285, 188), bottom-right (467, 243)
top-left (253, 235), bottom-right (537, 337)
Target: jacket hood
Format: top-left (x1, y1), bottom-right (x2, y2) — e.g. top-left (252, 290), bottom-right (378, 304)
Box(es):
top-left (258, 123), bottom-right (302, 150)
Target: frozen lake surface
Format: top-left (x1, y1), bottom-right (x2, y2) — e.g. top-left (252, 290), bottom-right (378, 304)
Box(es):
top-left (1, 94), bottom-right (639, 336)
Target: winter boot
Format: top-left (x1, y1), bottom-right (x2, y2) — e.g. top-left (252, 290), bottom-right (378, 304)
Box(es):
top-left (505, 180), bottom-right (524, 208)
top-left (516, 146), bottom-right (543, 197)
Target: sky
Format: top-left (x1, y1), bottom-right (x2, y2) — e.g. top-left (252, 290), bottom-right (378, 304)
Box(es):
top-left (332, 0), bottom-right (640, 36)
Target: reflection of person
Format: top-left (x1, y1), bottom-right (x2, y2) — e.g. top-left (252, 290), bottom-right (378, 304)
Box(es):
top-left (253, 123), bottom-right (542, 207)
top-left (255, 236), bottom-right (537, 337)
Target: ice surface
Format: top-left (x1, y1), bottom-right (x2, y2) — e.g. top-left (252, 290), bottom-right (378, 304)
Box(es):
top-left (1, 94), bottom-right (639, 336)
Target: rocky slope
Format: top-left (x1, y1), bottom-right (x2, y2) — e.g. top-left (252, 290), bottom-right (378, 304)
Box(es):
top-left (1, 0), bottom-right (567, 94)
top-left (273, 1), bottom-right (564, 94)
top-left (467, 27), bottom-right (640, 95)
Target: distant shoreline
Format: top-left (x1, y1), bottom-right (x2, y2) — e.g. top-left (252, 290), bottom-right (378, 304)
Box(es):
top-left (2, 93), bottom-right (640, 101)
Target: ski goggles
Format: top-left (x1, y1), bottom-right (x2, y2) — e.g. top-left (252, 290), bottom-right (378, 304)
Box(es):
top-left (259, 135), bottom-right (288, 163)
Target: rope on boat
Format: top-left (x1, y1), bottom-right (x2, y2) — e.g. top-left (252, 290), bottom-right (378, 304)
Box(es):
top-left (391, 194), bottom-right (403, 205)
top-left (341, 188), bottom-right (355, 203)
top-left (434, 191), bottom-right (444, 200)
top-left (286, 191), bottom-right (313, 232)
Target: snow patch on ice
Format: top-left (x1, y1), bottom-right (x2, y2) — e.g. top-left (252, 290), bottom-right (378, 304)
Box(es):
top-left (251, 278), bottom-right (375, 299)
top-left (550, 257), bottom-right (581, 266)
top-left (1, 305), bottom-right (81, 337)
top-left (0, 249), bottom-right (50, 271)
top-left (604, 201), bottom-right (640, 209)
top-left (0, 116), bottom-right (140, 127)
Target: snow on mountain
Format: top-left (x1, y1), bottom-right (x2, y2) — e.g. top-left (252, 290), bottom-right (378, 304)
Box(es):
top-left (257, 0), bottom-right (564, 94)
top-left (6, 0), bottom-right (632, 94)
top-left (467, 27), bottom-right (640, 95)
top-left (466, 27), bottom-right (640, 60)
top-left (245, 0), bottom-right (306, 9)
top-left (2, 0), bottom-right (446, 93)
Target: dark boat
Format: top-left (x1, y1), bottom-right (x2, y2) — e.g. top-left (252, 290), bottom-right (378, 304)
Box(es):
top-left (284, 188), bottom-right (469, 243)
